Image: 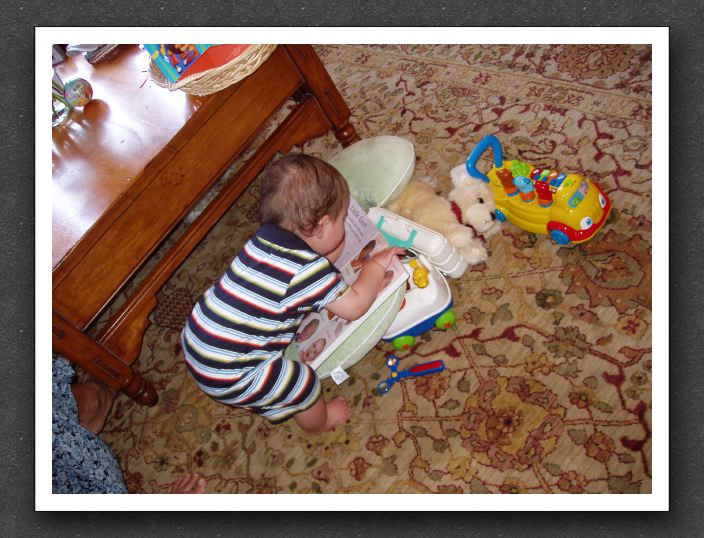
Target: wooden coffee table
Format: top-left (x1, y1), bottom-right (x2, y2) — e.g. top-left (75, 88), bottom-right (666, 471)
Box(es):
top-left (52, 45), bottom-right (359, 405)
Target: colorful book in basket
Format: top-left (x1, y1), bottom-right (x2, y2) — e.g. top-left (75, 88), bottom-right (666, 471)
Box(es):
top-left (144, 44), bottom-right (212, 82)
top-left (294, 197), bottom-right (408, 371)
top-left (144, 44), bottom-right (254, 83)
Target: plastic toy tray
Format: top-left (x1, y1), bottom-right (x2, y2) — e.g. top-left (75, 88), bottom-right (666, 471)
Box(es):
top-left (367, 206), bottom-right (468, 278)
top-left (383, 254), bottom-right (453, 340)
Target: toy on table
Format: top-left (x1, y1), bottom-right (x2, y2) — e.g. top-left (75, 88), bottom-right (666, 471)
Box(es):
top-left (382, 254), bottom-right (456, 351)
top-left (376, 355), bottom-right (446, 395)
top-left (465, 134), bottom-right (612, 245)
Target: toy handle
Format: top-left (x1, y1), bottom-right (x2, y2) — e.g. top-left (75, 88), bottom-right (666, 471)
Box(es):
top-left (377, 216), bottom-right (417, 249)
top-left (376, 379), bottom-right (393, 395)
top-left (407, 360), bottom-right (445, 377)
top-left (465, 134), bottom-right (503, 184)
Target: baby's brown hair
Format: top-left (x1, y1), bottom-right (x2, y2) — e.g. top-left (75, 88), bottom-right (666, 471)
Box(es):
top-left (259, 153), bottom-right (350, 236)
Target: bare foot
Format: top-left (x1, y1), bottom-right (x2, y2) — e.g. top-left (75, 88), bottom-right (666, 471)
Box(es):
top-left (167, 473), bottom-right (206, 494)
top-left (71, 380), bottom-right (116, 434)
top-left (322, 396), bottom-right (351, 432)
top-left (294, 395), bottom-right (351, 435)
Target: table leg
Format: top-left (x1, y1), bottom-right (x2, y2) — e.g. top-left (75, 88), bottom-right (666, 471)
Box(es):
top-left (52, 310), bottom-right (158, 406)
top-left (284, 45), bottom-right (361, 147)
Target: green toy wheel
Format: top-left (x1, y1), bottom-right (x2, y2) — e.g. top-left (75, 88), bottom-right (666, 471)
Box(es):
top-left (392, 335), bottom-right (415, 351)
top-left (435, 308), bottom-right (456, 330)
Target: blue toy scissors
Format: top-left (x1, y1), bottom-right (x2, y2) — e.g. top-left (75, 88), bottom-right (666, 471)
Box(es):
top-left (376, 355), bottom-right (445, 395)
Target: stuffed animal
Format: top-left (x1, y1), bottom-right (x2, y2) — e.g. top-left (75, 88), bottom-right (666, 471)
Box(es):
top-left (385, 165), bottom-right (501, 265)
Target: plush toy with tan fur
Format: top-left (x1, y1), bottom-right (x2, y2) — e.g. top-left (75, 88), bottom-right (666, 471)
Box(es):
top-left (385, 164), bottom-right (501, 265)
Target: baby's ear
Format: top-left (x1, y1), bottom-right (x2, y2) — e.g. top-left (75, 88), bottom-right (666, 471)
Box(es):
top-left (450, 164), bottom-right (472, 188)
top-left (315, 214), bottom-right (331, 238)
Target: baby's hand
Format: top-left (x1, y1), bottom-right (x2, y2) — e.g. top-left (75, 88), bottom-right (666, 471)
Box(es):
top-left (369, 246), bottom-right (405, 271)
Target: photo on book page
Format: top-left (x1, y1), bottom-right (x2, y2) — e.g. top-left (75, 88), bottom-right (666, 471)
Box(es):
top-left (294, 197), bottom-right (408, 370)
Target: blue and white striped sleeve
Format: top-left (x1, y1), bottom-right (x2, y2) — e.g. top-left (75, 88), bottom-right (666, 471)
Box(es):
top-left (283, 257), bottom-right (349, 314)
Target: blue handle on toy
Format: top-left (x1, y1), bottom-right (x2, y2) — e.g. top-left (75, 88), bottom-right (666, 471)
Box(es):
top-left (376, 379), bottom-right (392, 394)
top-left (376, 357), bottom-right (445, 395)
top-left (465, 134), bottom-right (503, 184)
top-left (376, 216), bottom-right (417, 249)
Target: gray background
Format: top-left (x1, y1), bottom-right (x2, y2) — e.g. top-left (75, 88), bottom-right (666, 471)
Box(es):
top-left (3, 0), bottom-right (700, 535)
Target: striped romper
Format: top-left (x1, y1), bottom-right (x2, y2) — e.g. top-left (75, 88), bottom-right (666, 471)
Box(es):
top-left (181, 223), bottom-right (348, 423)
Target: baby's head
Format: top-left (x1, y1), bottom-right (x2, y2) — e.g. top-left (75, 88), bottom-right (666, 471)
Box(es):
top-left (260, 154), bottom-right (350, 253)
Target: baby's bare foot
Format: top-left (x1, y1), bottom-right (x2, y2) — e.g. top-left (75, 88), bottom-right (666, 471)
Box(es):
top-left (323, 396), bottom-right (351, 432)
top-left (167, 473), bottom-right (206, 494)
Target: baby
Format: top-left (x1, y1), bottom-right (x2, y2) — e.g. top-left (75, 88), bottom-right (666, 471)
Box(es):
top-left (182, 153), bottom-right (400, 435)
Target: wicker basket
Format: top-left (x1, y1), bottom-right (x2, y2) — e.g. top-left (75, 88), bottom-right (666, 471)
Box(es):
top-left (148, 44), bottom-right (277, 96)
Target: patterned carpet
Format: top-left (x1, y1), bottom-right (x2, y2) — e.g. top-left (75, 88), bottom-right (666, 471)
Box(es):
top-left (97, 44), bottom-right (652, 494)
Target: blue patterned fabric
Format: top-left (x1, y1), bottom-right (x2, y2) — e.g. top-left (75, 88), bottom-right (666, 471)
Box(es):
top-left (52, 356), bottom-right (127, 494)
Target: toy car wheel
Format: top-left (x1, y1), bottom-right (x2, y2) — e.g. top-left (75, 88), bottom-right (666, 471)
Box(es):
top-left (549, 229), bottom-right (571, 245)
top-left (435, 309), bottom-right (456, 330)
top-left (392, 335), bottom-right (415, 351)
top-left (495, 208), bottom-right (507, 222)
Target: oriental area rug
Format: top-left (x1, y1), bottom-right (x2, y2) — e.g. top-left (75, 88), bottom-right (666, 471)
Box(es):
top-left (97, 44), bottom-right (653, 494)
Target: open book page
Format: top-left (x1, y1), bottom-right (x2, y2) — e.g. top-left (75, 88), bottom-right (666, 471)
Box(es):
top-left (332, 196), bottom-right (378, 270)
top-left (294, 198), bottom-right (408, 370)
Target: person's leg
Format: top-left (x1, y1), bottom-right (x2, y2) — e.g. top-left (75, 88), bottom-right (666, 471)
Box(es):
top-left (293, 395), bottom-right (350, 435)
top-left (53, 357), bottom-right (128, 494)
top-left (71, 380), bottom-right (116, 434)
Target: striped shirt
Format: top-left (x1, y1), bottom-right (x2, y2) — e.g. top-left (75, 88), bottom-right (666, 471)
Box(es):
top-left (182, 223), bottom-right (348, 395)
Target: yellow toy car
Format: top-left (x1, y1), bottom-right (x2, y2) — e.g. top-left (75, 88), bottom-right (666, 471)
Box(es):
top-left (465, 135), bottom-right (612, 245)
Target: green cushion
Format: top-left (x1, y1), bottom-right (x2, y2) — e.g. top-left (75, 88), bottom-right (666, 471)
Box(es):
top-left (327, 135), bottom-right (415, 210)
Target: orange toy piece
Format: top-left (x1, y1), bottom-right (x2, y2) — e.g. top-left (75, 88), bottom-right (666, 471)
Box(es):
top-left (496, 168), bottom-right (518, 195)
